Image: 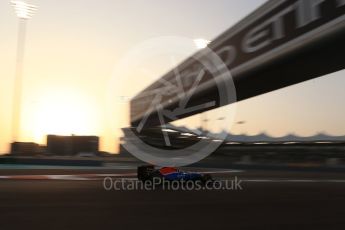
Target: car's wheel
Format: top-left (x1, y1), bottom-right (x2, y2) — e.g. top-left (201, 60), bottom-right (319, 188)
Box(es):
top-left (201, 174), bottom-right (213, 185)
top-left (137, 165), bottom-right (155, 181)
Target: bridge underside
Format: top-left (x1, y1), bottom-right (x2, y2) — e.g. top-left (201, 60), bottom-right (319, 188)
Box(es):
top-left (131, 31), bottom-right (345, 127)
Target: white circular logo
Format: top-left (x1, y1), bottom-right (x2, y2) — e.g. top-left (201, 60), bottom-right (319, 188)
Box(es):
top-left (107, 36), bottom-right (237, 167)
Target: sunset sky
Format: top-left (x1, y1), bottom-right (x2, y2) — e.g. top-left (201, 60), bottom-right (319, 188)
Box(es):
top-left (0, 0), bottom-right (344, 154)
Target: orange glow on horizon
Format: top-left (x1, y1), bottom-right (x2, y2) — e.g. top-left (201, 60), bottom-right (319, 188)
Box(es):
top-left (20, 89), bottom-right (101, 145)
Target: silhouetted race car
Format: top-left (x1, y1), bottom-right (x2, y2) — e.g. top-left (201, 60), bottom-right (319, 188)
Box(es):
top-left (137, 165), bottom-right (213, 184)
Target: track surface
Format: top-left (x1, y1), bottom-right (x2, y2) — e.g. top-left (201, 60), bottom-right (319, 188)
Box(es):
top-left (0, 167), bottom-right (345, 230)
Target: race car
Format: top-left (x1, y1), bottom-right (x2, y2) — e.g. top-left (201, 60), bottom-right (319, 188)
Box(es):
top-left (137, 165), bottom-right (213, 184)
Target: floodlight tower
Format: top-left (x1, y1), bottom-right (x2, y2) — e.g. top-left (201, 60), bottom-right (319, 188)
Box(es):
top-left (10, 0), bottom-right (37, 142)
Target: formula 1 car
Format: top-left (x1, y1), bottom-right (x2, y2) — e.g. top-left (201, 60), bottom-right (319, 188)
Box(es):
top-left (137, 165), bottom-right (213, 184)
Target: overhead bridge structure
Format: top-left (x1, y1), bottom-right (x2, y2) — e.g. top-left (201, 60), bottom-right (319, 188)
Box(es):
top-left (130, 0), bottom-right (345, 127)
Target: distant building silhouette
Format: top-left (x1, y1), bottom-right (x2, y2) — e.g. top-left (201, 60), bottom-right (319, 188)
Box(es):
top-left (47, 135), bottom-right (99, 156)
top-left (10, 142), bottom-right (43, 155)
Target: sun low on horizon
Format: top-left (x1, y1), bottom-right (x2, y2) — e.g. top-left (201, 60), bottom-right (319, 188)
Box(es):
top-left (21, 89), bottom-right (101, 144)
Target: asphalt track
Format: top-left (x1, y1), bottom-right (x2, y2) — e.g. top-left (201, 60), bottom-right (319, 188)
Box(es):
top-left (0, 166), bottom-right (345, 230)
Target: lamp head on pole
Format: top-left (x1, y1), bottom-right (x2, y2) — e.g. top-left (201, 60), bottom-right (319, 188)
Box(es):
top-left (11, 0), bottom-right (37, 20)
top-left (193, 38), bottom-right (211, 50)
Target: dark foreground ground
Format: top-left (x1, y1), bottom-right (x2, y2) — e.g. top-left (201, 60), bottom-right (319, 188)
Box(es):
top-left (0, 167), bottom-right (345, 230)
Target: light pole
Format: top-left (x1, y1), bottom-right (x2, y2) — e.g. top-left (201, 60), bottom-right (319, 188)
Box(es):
top-left (10, 0), bottom-right (37, 142)
top-left (193, 38), bottom-right (211, 134)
